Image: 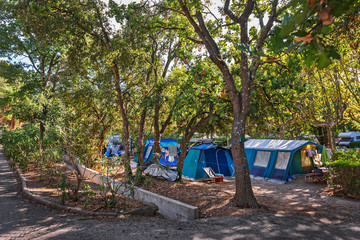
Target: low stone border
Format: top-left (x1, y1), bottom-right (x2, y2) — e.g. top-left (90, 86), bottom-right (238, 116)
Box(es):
top-left (8, 154), bottom-right (198, 220)
top-left (12, 163), bottom-right (119, 217)
top-left (74, 162), bottom-right (199, 221)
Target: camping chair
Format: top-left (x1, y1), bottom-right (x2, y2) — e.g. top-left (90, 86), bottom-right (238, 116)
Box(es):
top-left (202, 167), bottom-right (223, 183)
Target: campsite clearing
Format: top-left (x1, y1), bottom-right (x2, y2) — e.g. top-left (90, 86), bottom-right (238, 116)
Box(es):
top-left (20, 161), bottom-right (360, 222)
top-left (140, 176), bottom-right (360, 220)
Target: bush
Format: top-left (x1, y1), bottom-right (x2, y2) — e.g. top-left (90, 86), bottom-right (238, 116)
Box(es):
top-left (0, 125), bottom-right (62, 170)
top-left (328, 150), bottom-right (360, 197)
top-left (349, 141), bottom-right (360, 148)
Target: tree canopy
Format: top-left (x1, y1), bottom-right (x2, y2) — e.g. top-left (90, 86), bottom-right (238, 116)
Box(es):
top-left (0, 0), bottom-right (359, 209)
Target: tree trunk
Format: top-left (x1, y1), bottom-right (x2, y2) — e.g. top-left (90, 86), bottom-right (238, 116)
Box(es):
top-left (177, 137), bottom-right (191, 179)
top-left (9, 115), bottom-right (16, 130)
top-left (137, 109), bottom-right (147, 165)
top-left (327, 126), bottom-right (335, 152)
top-left (177, 0), bottom-right (259, 208)
top-left (112, 63), bottom-right (131, 176)
top-left (97, 129), bottom-right (106, 158)
top-left (153, 100), bottom-right (161, 154)
top-left (231, 110), bottom-right (259, 208)
top-left (40, 121), bottom-right (45, 140)
top-left (40, 105), bottom-right (48, 140)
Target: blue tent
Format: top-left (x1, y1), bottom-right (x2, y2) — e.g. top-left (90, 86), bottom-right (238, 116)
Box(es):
top-left (104, 144), bottom-right (122, 157)
top-left (104, 135), bottom-right (123, 157)
top-left (137, 138), bottom-right (180, 166)
top-left (245, 139), bottom-right (322, 183)
top-left (182, 144), bottom-right (234, 181)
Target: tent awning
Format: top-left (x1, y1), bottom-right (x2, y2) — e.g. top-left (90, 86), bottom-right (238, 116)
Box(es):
top-left (245, 139), bottom-right (322, 151)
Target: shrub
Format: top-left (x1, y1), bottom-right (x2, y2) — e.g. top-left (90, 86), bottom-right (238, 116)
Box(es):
top-left (349, 141), bottom-right (360, 149)
top-left (328, 150), bottom-right (360, 197)
top-left (0, 125), bottom-right (62, 170)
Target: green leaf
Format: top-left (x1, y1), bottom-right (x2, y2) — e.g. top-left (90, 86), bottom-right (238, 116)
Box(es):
top-left (328, 47), bottom-right (341, 59)
top-left (280, 19), bottom-right (296, 38)
top-left (293, 10), bottom-right (308, 25)
top-left (236, 44), bottom-right (250, 53)
top-left (317, 52), bottom-right (332, 69)
top-left (321, 25), bottom-right (332, 34)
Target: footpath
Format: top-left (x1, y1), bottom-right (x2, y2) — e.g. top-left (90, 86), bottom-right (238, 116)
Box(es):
top-left (1, 147), bottom-right (360, 240)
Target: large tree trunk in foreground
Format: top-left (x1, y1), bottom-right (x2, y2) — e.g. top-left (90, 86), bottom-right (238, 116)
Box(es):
top-left (176, 0), bottom-right (259, 208)
top-left (232, 109), bottom-right (259, 208)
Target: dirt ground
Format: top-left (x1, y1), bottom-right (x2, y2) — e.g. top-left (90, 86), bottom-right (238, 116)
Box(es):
top-left (140, 175), bottom-right (360, 220)
top-left (21, 163), bottom-right (146, 214)
top-left (22, 162), bottom-right (360, 223)
top-left (3, 148), bottom-right (360, 239)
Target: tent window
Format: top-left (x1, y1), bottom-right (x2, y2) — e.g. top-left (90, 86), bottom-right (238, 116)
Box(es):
top-left (275, 152), bottom-right (291, 170)
top-left (144, 145), bottom-right (153, 159)
top-left (168, 145), bottom-right (178, 157)
top-left (254, 151), bottom-right (271, 168)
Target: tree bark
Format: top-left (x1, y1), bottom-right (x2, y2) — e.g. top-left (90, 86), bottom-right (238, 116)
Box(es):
top-left (153, 98), bottom-right (161, 154)
top-left (9, 115), bottom-right (16, 130)
top-left (39, 103), bottom-right (48, 140)
top-left (137, 108), bottom-right (147, 165)
top-left (112, 63), bottom-right (131, 176)
top-left (232, 109), bottom-right (259, 208)
top-left (326, 126), bottom-right (335, 152)
top-left (177, 139), bottom-right (190, 178)
top-left (97, 124), bottom-right (109, 159)
top-left (98, 135), bottom-right (105, 158)
top-left (176, 0), bottom-right (261, 208)
top-left (40, 121), bottom-right (45, 140)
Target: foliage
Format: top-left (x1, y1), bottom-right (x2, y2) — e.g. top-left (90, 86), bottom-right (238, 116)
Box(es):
top-left (95, 156), bottom-right (152, 209)
top-left (0, 125), bottom-right (62, 169)
top-left (0, 0), bottom-right (359, 210)
top-left (82, 183), bottom-right (96, 209)
top-left (349, 141), bottom-right (360, 148)
top-left (328, 149), bottom-right (360, 197)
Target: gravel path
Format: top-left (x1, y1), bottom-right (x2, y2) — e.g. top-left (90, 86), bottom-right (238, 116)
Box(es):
top-left (1, 147), bottom-right (360, 240)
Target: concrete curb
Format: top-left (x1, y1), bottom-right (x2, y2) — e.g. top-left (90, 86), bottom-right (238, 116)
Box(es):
top-left (12, 162), bottom-right (118, 217)
top-left (75, 163), bottom-right (199, 221)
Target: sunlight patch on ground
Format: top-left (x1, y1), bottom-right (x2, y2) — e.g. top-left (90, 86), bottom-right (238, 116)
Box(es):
top-left (16, 208), bottom-right (28, 212)
top-left (349, 226), bottom-right (360, 232)
top-left (319, 218), bottom-right (334, 224)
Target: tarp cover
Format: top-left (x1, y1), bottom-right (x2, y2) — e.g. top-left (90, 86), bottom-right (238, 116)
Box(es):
top-left (245, 139), bottom-right (318, 151)
top-left (145, 138), bottom-right (179, 148)
top-left (144, 163), bottom-right (179, 181)
top-left (192, 144), bottom-right (218, 150)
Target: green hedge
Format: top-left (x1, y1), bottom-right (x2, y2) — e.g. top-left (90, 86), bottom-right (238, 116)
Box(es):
top-left (0, 125), bottom-right (62, 170)
top-left (349, 141), bottom-right (360, 148)
top-left (328, 150), bottom-right (360, 197)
